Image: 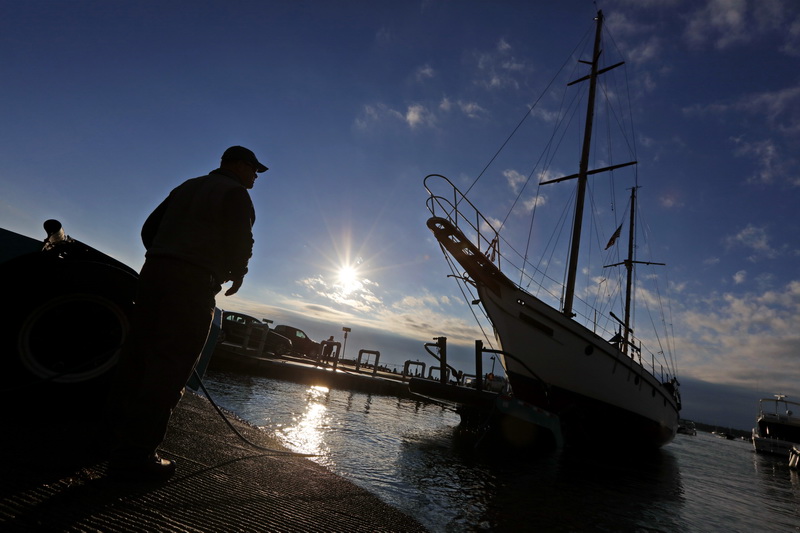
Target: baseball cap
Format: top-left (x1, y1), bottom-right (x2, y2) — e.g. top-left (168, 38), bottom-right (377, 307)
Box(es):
top-left (221, 146), bottom-right (268, 172)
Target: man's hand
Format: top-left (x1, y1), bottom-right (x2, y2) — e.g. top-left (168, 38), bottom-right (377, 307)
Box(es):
top-left (225, 277), bottom-right (244, 296)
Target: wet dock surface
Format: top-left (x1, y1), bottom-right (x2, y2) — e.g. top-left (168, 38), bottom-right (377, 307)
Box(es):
top-left (0, 390), bottom-right (427, 532)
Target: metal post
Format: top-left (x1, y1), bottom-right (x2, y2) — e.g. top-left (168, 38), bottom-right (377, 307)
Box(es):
top-left (336, 326), bottom-right (350, 371)
top-left (475, 339), bottom-right (483, 392)
top-left (437, 337), bottom-right (447, 384)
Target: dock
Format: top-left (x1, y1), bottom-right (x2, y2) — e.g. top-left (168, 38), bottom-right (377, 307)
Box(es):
top-left (210, 342), bottom-right (423, 399)
top-left (0, 387), bottom-right (427, 532)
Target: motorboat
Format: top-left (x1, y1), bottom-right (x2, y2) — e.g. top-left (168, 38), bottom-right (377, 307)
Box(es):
top-left (751, 394), bottom-right (800, 456)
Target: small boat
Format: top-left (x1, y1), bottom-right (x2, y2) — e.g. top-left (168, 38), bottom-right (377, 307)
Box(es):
top-left (677, 419), bottom-right (697, 436)
top-left (751, 394), bottom-right (800, 456)
top-left (424, 11), bottom-right (680, 448)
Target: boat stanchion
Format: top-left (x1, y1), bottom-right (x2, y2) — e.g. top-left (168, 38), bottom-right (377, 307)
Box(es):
top-left (319, 340), bottom-right (341, 367)
top-left (356, 349), bottom-right (381, 376)
top-left (402, 360), bottom-right (426, 381)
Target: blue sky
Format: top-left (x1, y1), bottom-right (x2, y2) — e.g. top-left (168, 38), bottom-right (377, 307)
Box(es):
top-left (2, 0), bottom-right (799, 431)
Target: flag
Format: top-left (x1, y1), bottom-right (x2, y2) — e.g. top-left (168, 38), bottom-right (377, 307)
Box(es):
top-left (605, 223), bottom-right (623, 250)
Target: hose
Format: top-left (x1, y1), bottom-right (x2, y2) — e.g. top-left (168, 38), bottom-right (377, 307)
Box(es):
top-left (192, 370), bottom-right (322, 457)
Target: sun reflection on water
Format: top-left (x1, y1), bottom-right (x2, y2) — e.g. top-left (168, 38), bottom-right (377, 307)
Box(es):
top-left (277, 386), bottom-right (332, 460)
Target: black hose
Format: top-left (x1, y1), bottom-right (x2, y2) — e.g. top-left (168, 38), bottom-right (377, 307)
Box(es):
top-left (192, 370), bottom-right (322, 457)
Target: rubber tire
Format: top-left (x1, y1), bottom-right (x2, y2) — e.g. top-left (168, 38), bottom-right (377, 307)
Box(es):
top-left (0, 256), bottom-right (137, 390)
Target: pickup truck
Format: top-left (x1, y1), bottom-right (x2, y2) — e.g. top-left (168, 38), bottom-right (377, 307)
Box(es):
top-left (220, 311), bottom-right (292, 356)
top-left (273, 325), bottom-right (322, 358)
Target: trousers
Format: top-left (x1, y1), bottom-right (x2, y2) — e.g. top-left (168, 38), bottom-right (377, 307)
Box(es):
top-left (109, 256), bottom-right (218, 456)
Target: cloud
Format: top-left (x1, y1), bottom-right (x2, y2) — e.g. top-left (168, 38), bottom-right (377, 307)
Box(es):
top-left (684, 0), bottom-right (749, 50)
top-left (504, 169), bottom-right (526, 194)
top-left (471, 37), bottom-right (528, 91)
top-left (604, 11), bottom-right (643, 38)
top-left (724, 224), bottom-right (780, 261)
top-left (735, 86), bottom-right (800, 136)
top-left (297, 273), bottom-right (382, 313)
top-left (685, 85), bottom-right (800, 186)
top-left (680, 0), bottom-right (798, 57)
top-left (353, 103), bottom-right (400, 130)
top-left (683, 85), bottom-right (800, 134)
top-left (531, 106), bottom-right (561, 124)
top-left (457, 100), bottom-right (486, 119)
top-left (733, 270), bottom-right (746, 284)
top-left (783, 15), bottom-right (800, 57)
top-left (522, 195), bottom-right (545, 213)
top-left (624, 36), bottom-right (662, 66)
top-left (354, 102), bottom-right (436, 130)
top-left (658, 192), bottom-right (683, 209)
top-left (501, 169), bottom-right (547, 215)
top-left (684, 85), bottom-right (800, 137)
top-left (675, 280), bottom-right (800, 395)
top-left (732, 138), bottom-right (784, 185)
top-left (248, 267), bottom-right (486, 353)
top-left (356, 95), bottom-right (487, 132)
top-left (405, 104), bottom-right (435, 128)
top-left (415, 64), bottom-right (435, 82)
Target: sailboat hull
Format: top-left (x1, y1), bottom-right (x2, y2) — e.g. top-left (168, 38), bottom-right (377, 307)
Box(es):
top-left (426, 215), bottom-right (679, 448)
top-left (479, 282), bottom-right (679, 448)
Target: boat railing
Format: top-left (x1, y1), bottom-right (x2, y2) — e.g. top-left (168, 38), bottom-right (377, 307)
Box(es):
top-left (758, 397), bottom-right (800, 418)
top-left (424, 175), bottom-right (599, 317)
top-left (425, 175), bottom-right (615, 333)
top-left (424, 174), bottom-right (502, 272)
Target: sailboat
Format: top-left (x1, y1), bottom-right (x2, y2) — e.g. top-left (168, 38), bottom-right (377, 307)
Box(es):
top-left (424, 11), bottom-right (681, 448)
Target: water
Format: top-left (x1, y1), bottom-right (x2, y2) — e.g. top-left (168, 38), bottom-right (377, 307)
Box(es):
top-left (201, 371), bottom-right (800, 532)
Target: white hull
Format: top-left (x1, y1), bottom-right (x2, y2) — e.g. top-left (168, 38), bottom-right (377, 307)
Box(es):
top-left (752, 435), bottom-right (796, 457)
top-left (479, 281), bottom-right (679, 447)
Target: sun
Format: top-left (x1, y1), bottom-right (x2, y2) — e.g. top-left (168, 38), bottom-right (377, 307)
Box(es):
top-left (337, 265), bottom-right (361, 295)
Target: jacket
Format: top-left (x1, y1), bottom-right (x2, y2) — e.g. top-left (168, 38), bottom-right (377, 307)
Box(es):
top-left (141, 169), bottom-right (255, 282)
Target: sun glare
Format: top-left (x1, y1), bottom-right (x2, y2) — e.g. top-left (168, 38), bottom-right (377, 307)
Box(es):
top-left (337, 265), bottom-right (361, 295)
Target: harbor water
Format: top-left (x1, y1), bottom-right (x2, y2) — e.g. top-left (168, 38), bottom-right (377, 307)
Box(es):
top-left (201, 371), bottom-right (800, 532)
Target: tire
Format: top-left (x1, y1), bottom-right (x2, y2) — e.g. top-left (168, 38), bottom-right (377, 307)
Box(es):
top-left (1, 256), bottom-right (137, 389)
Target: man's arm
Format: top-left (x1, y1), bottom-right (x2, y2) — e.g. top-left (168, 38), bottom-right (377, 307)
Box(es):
top-left (220, 187), bottom-right (255, 292)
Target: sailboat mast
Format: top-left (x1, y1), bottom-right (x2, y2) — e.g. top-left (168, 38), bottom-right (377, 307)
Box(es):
top-left (563, 10), bottom-right (604, 317)
top-left (622, 186), bottom-right (637, 355)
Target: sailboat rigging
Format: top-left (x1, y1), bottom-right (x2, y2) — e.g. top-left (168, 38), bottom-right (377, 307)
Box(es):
top-left (424, 10), bottom-right (681, 448)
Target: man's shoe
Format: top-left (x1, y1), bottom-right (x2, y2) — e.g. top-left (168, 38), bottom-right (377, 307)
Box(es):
top-left (109, 453), bottom-right (176, 482)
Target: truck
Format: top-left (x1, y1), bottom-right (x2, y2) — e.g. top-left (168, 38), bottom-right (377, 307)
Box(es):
top-left (272, 325), bottom-right (322, 358)
top-left (220, 310), bottom-right (292, 356)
